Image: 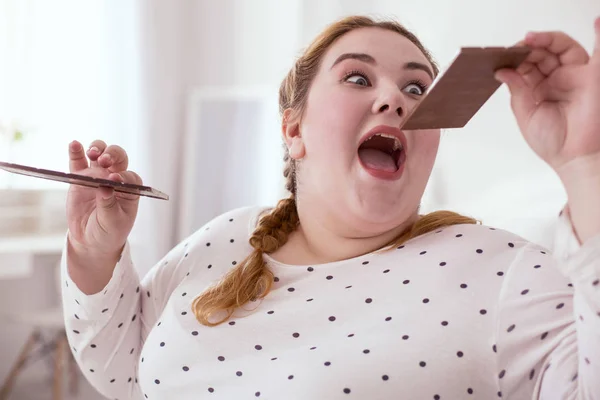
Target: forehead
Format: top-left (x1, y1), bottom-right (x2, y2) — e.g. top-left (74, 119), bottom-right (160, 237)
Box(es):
top-left (322, 27), bottom-right (431, 71)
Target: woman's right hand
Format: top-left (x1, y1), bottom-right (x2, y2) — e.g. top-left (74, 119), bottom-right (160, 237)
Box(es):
top-left (66, 140), bottom-right (142, 262)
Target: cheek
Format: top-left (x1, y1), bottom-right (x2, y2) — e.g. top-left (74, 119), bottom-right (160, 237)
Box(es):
top-left (409, 132), bottom-right (440, 170)
top-left (302, 86), bottom-right (369, 154)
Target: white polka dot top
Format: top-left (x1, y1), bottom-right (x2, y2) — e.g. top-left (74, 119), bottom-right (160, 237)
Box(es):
top-left (61, 206), bottom-right (600, 400)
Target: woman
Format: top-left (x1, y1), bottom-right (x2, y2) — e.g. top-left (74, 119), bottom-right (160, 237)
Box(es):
top-left (62, 15), bottom-right (600, 399)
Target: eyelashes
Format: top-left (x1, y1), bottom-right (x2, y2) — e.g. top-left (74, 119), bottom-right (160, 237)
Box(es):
top-left (341, 69), bottom-right (429, 95)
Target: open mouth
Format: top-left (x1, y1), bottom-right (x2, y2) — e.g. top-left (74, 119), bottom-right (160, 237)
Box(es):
top-left (357, 133), bottom-right (404, 173)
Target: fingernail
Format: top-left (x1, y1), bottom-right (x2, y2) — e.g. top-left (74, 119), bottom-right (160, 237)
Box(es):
top-left (88, 146), bottom-right (99, 153)
top-left (100, 153), bottom-right (111, 162)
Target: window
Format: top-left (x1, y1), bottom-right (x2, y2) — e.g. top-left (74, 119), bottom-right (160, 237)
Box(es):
top-left (0, 0), bottom-right (141, 189)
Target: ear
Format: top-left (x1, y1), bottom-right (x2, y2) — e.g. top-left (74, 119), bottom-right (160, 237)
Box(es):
top-left (282, 109), bottom-right (305, 160)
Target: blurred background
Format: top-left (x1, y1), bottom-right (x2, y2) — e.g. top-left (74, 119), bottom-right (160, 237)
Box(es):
top-left (0, 0), bottom-right (598, 399)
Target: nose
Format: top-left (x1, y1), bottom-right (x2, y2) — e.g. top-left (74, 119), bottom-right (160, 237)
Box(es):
top-left (373, 85), bottom-right (405, 117)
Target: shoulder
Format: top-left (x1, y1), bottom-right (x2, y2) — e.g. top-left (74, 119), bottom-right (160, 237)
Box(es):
top-left (182, 205), bottom-right (272, 249)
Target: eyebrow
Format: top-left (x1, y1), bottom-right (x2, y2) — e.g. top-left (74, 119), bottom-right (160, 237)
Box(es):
top-left (330, 52), bottom-right (434, 80)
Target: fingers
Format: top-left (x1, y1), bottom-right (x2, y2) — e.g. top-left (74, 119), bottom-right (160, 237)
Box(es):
top-left (524, 31), bottom-right (590, 66)
top-left (592, 16), bottom-right (600, 64)
top-left (68, 141), bottom-right (88, 172)
top-left (98, 170), bottom-right (143, 205)
top-left (97, 145), bottom-right (129, 173)
top-left (87, 140), bottom-right (107, 168)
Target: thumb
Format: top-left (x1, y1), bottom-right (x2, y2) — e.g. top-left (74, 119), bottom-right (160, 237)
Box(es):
top-left (495, 68), bottom-right (537, 123)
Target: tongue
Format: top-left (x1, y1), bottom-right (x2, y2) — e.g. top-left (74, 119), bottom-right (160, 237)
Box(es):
top-left (358, 148), bottom-right (398, 172)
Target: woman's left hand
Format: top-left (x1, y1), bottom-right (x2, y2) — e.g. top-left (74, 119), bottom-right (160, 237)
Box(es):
top-left (495, 16), bottom-right (600, 179)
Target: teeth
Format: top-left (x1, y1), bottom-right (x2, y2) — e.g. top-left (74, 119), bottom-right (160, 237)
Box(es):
top-left (365, 133), bottom-right (403, 151)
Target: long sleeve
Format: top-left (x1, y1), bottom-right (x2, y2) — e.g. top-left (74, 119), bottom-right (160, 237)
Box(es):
top-left (495, 209), bottom-right (600, 399)
top-left (60, 236), bottom-right (192, 400)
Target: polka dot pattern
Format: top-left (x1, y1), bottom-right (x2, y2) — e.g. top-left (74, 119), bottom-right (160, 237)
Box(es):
top-left (59, 206), bottom-right (600, 399)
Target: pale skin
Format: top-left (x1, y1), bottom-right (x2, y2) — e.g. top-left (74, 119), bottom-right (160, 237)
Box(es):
top-left (66, 18), bottom-right (600, 294)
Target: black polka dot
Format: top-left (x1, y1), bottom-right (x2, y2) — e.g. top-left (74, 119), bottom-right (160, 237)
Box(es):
top-left (208, 388), bottom-right (214, 393)
top-left (456, 234), bottom-right (463, 237)
top-left (439, 262), bottom-right (447, 266)
top-left (229, 321), bottom-right (236, 326)
top-left (136, 286), bottom-right (140, 293)
top-left (74, 314), bottom-right (79, 319)
top-left (255, 345), bottom-right (262, 350)
top-left (362, 261), bottom-right (369, 265)
top-left (343, 388), bottom-right (351, 394)
top-left (521, 289), bottom-right (529, 295)
top-left (206, 242), bottom-right (211, 247)
top-left (326, 275), bottom-right (333, 280)
top-left (403, 280), bottom-right (410, 284)
top-left (192, 331), bottom-right (198, 336)
top-left (255, 392), bottom-right (261, 397)
top-left (183, 366), bottom-right (189, 371)
top-left (434, 395), bottom-right (440, 400)
top-left (288, 287), bottom-right (295, 292)
top-left (529, 369), bottom-right (535, 379)
top-left (498, 391), bottom-right (502, 397)
top-left (460, 283), bottom-right (467, 288)
top-left (363, 349), bottom-right (370, 354)
top-left (310, 346), bottom-right (317, 350)
top-left (128, 377), bottom-right (132, 382)
top-left (419, 361), bottom-right (426, 367)
top-left (90, 369), bottom-right (94, 373)
top-left (102, 308), bottom-right (109, 313)
top-left (324, 361), bottom-right (331, 366)
top-left (508, 242), bottom-right (514, 248)
top-left (120, 293), bottom-right (124, 299)
top-left (499, 370), bottom-right (506, 378)
top-left (497, 271), bottom-right (504, 276)
top-left (147, 291), bottom-right (150, 298)
top-left (541, 332), bottom-right (548, 340)
top-left (236, 371), bottom-right (243, 377)
top-left (182, 292), bottom-right (187, 297)
top-left (593, 279), bottom-right (599, 286)
top-left (181, 311), bottom-right (187, 315)
top-left (382, 375), bottom-right (389, 381)
top-left (480, 309), bottom-right (487, 315)
top-left (441, 321), bottom-right (449, 326)
top-left (383, 269), bottom-right (390, 273)
top-left (534, 264), bottom-right (541, 269)
top-left (230, 239), bottom-right (234, 243)
top-left (160, 342), bottom-right (165, 347)
top-left (493, 344), bottom-right (497, 353)
top-left (365, 298), bottom-right (373, 304)
top-left (419, 251), bottom-right (427, 255)
top-left (73, 330), bottom-right (80, 334)
top-left (132, 314), bottom-right (136, 322)
top-left (476, 249), bottom-right (483, 254)
top-left (572, 373), bottom-right (578, 382)
top-left (329, 316), bottom-right (336, 321)
top-left (457, 351), bottom-right (464, 357)
top-left (288, 375), bottom-right (294, 380)
top-left (207, 265), bottom-right (212, 269)
top-left (556, 303), bottom-right (565, 309)
top-left (110, 379), bottom-right (115, 383)
top-left (397, 245), bottom-right (405, 249)
top-left (402, 335), bottom-right (409, 340)
top-left (229, 218), bottom-right (234, 222)
top-left (232, 261), bottom-right (237, 265)
top-left (118, 323), bottom-right (123, 328)
top-left (91, 344), bottom-right (97, 348)
top-left (585, 357), bottom-right (590, 365)
top-left (385, 317), bottom-right (392, 321)
top-left (307, 267), bottom-right (314, 272)
top-left (267, 310), bottom-right (274, 314)
top-left (423, 298), bottom-right (430, 304)
top-left (507, 324), bottom-right (515, 332)
top-left (467, 388), bottom-right (474, 394)
top-left (293, 332), bottom-right (300, 338)
top-left (306, 298), bottom-right (314, 302)
top-left (274, 277), bottom-right (280, 282)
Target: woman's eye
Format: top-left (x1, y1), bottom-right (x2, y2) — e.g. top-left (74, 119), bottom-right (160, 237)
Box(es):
top-left (404, 82), bottom-right (426, 96)
top-left (345, 74), bottom-right (369, 86)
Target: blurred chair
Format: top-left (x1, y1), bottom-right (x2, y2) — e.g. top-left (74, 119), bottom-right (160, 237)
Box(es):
top-left (0, 261), bottom-right (78, 400)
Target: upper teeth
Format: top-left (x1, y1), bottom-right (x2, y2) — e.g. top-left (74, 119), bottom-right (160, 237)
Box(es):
top-left (365, 133), bottom-right (403, 151)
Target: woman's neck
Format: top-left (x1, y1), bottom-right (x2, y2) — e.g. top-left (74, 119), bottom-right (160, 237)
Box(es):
top-left (270, 203), bottom-right (417, 266)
